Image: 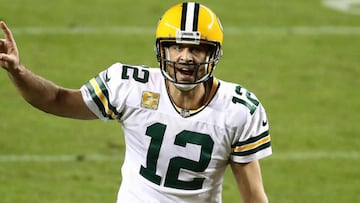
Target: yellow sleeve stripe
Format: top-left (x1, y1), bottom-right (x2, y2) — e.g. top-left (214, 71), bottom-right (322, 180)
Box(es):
top-left (231, 130), bottom-right (271, 156)
top-left (233, 135), bottom-right (271, 153)
top-left (86, 77), bottom-right (119, 120)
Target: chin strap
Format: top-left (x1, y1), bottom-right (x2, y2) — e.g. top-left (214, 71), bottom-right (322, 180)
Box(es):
top-left (174, 83), bottom-right (198, 91)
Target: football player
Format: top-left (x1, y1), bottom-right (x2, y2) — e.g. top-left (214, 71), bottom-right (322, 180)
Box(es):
top-left (0, 2), bottom-right (272, 203)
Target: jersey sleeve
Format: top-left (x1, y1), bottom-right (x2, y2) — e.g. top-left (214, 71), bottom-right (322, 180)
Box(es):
top-left (230, 101), bottom-right (272, 163)
top-left (80, 63), bottom-right (128, 121)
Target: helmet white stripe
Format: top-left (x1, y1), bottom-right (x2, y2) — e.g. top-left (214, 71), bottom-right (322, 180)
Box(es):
top-left (185, 2), bottom-right (195, 31)
top-left (181, 2), bottom-right (200, 32)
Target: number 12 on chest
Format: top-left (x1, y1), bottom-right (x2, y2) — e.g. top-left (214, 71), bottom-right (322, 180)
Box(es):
top-left (139, 122), bottom-right (214, 190)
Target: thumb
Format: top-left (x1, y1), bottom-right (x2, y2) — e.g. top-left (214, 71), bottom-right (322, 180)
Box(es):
top-left (0, 53), bottom-right (18, 70)
top-left (0, 53), bottom-right (12, 63)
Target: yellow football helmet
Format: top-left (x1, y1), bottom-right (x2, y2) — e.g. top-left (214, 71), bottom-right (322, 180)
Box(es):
top-left (155, 2), bottom-right (223, 89)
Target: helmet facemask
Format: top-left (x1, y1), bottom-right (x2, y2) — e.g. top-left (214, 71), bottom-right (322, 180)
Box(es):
top-left (156, 38), bottom-right (222, 91)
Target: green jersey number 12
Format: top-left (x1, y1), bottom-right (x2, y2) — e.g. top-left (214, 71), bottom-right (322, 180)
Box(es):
top-left (140, 122), bottom-right (214, 190)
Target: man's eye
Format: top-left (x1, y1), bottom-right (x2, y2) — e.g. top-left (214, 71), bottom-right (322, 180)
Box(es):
top-left (191, 48), bottom-right (201, 53)
top-left (171, 45), bottom-right (181, 50)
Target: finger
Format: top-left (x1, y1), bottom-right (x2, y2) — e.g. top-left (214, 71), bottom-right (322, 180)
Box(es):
top-left (0, 53), bottom-right (10, 70)
top-left (0, 21), bottom-right (15, 44)
top-left (0, 53), bottom-right (10, 64)
top-left (0, 53), bottom-right (8, 59)
top-left (0, 53), bottom-right (15, 65)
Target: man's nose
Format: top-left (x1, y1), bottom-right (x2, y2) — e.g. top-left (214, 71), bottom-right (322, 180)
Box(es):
top-left (179, 48), bottom-right (194, 63)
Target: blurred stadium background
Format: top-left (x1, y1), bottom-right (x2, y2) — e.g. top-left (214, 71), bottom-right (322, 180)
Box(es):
top-left (0, 0), bottom-right (359, 202)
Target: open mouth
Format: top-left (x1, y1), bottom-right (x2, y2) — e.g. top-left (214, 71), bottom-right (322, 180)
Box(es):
top-left (174, 67), bottom-right (197, 83)
top-left (178, 68), bottom-right (195, 76)
top-left (165, 61), bottom-right (200, 83)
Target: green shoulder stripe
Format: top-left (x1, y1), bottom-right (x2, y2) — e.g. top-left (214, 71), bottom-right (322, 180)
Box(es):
top-left (85, 75), bottom-right (120, 120)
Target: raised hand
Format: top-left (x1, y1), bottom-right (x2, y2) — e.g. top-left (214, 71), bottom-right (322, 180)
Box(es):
top-left (0, 21), bottom-right (20, 72)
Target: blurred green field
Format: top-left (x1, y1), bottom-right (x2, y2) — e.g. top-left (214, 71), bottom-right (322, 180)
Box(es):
top-left (1, 0), bottom-right (359, 202)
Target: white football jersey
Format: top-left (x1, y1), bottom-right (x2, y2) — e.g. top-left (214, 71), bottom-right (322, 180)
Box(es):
top-left (80, 62), bottom-right (272, 203)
